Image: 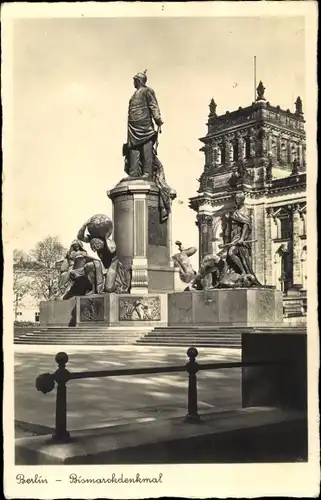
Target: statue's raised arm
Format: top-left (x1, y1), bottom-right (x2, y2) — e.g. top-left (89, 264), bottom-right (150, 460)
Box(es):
top-left (77, 220), bottom-right (91, 243)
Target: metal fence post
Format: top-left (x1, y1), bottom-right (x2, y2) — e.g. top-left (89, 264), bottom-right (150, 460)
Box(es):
top-left (185, 346), bottom-right (201, 423)
top-left (52, 352), bottom-right (71, 442)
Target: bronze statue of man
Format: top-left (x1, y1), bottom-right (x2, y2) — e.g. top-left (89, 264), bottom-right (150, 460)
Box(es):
top-left (125, 70), bottom-right (163, 180)
top-left (223, 192), bottom-right (261, 286)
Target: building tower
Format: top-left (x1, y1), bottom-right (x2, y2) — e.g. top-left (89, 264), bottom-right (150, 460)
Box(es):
top-left (189, 83), bottom-right (307, 321)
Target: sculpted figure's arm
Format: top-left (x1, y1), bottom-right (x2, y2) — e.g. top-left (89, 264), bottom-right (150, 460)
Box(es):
top-left (237, 208), bottom-right (251, 244)
top-left (77, 221), bottom-right (91, 243)
top-left (146, 88), bottom-right (163, 126)
top-left (185, 247), bottom-right (197, 258)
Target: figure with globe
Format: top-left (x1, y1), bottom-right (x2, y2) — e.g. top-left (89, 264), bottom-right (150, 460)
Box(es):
top-left (58, 214), bottom-right (131, 298)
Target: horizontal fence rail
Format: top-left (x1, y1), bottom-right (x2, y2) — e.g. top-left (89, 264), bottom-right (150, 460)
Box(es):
top-left (35, 346), bottom-right (287, 443)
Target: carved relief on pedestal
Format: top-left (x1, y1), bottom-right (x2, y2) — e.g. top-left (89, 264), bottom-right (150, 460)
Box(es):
top-left (80, 297), bottom-right (105, 322)
top-left (119, 296), bottom-right (161, 321)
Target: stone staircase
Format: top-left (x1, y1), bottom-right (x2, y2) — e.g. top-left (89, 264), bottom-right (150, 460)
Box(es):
top-left (136, 326), bottom-right (242, 348)
top-left (13, 325), bottom-right (151, 346)
top-left (135, 325), bottom-right (306, 348)
top-left (14, 324), bottom-right (306, 348)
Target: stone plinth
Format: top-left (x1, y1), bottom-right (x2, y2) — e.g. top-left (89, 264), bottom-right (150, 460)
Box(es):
top-left (40, 298), bottom-right (77, 327)
top-left (242, 332), bottom-right (307, 411)
top-left (40, 293), bottom-right (168, 327)
top-left (108, 179), bottom-right (176, 294)
top-left (168, 288), bottom-right (283, 327)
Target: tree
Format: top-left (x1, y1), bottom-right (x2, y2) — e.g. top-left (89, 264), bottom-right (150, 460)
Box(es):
top-left (13, 236), bottom-right (67, 306)
top-left (29, 236), bottom-right (67, 301)
top-left (13, 250), bottom-right (32, 320)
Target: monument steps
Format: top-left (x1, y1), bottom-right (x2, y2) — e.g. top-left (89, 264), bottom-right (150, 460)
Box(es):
top-left (14, 327), bottom-right (150, 345)
top-left (14, 324), bottom-right (306, 347)
top-left (135, 324), bottom-right (306, 348)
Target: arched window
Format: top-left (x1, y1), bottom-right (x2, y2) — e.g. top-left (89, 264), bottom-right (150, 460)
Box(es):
top-left (217, 146), bottom-right (222, 165)
top-left (245, 138), bottom-right (251, 159)
top-left (280, 216), bottom-right (291, 239)
top-left (221, 143), bottom-right (226, 164)
top-left (242, 140), bottom-right (246, 158)
top-left (271, 139), bottom-right (277, 159)
top-left (232, 142), bottom-right (238, 162)
top-left (280, 141), bottom-right (287, 163)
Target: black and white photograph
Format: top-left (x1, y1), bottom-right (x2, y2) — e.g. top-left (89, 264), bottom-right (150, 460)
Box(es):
top-left (2, 2), bottom-right (319, 498)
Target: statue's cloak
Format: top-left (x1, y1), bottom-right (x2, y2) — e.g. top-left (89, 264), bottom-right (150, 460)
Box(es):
top-left (127, 86), bottom-right (161, 147)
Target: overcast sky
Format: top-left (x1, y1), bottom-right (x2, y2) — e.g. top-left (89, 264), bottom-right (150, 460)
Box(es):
top-left (10, 15), bottom-right (305, 257)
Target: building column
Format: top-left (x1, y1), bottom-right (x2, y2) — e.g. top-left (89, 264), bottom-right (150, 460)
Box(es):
top-left (276, 135), bottom-right (282, 162)
top-left (297, 143), bottom-right (302, 168)
top-left (197, 213), bottom-right (213, 267)
top-left (237, 133), bottom-right (244, 160)
top-left (223, 137), bottom-right (232, 165)
top-left (211, 215), bottom-right (223, 254)
top-left (302, 143), bottom-right (306, 170)
top-left (287, 140), bottom-right (292, 165)
top-left (211, 140), bottom-right (219, 166)
top-left (204, 143), bottom-right (211, 168)
top-left (259, 128), bottom-right (268, 157)
top-left (292, 204), bottom-right (302, 286)
top-left (265, 207), bottom-right (273, 285)
top-left (251, 203), bottom-right (265, 283)
top-left (267, 133), bottom-right (272, 155)
top-left (248, 128), bottom-right (256, 157)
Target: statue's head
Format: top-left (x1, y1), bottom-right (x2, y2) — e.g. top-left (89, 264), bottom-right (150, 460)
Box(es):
top-left (70, 239), bottom-right (84, 252)
top-left (90, 237), bottom-right (105, 253)
top-left (235, 192), bottom-right (245, 208)
top-left (133, 70), bottom-right (147, 88)
top-left (202, 253), bottom-right (221, 267)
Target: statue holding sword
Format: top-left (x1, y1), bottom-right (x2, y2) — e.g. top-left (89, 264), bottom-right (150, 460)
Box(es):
top-left (219, 192), bottom-right (262, 286)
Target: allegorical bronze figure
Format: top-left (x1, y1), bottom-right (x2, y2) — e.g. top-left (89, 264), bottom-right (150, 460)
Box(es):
top-left (220, 192), bottom-right (262, 286)
top-left (174, 194), bottom-right (263, 291)
top-left (57, 215), bottom-right (131, 299)
top-left (172, 241), bottom-right (198, 284)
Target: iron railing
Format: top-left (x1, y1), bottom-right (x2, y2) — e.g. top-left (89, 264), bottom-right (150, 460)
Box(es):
top-left (35, 347), bottom-right (283, 443)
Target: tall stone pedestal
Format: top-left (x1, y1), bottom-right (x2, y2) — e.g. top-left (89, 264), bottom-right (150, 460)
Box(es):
top-left (108, 179), bottom-right (176, 294)
top-left (40, 293), bottom-right (168, 327)
top-left (168, 288), bottom-right (283, 327)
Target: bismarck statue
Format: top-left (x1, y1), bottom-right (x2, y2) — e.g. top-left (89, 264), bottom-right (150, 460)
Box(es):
top-left (124, 69), bottom-right (163, 180)
top-left (122, 70), bottom-right (171, 223)
top-left (57, 214), bottom-right (131, 299)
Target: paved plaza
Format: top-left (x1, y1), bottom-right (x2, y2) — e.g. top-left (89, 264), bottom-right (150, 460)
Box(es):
top-left (15, 345), bottom-right (241, 434)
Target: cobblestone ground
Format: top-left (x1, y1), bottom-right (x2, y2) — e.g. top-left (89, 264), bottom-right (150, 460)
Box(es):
top-left (14, 345), bottom-right (241, 435)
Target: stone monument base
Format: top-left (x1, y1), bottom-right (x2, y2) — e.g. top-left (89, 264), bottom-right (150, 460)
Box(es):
top-left (168, 288), bottom-right (283, 327)
top-left (40, 293), bottom-right (168, 327)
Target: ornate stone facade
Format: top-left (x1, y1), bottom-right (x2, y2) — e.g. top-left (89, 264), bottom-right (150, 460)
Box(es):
top-left (190, 83), bottom-right (307, 322)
